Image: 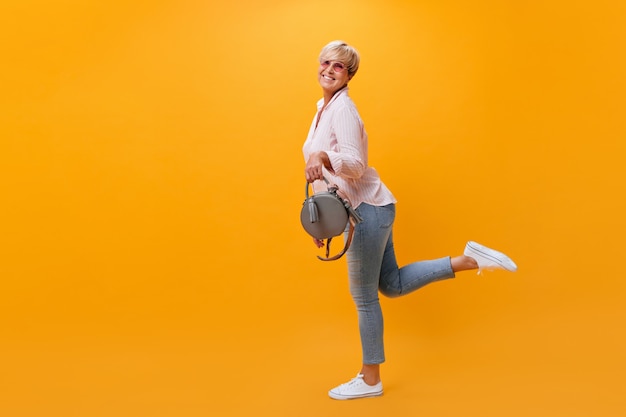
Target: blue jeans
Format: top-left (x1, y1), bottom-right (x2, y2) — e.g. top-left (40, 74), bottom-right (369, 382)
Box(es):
top-left (345, 203), bottom-right (455, 364)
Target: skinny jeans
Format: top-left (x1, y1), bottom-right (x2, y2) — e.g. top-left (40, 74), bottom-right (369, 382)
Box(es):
top-left (346, 203), bottom-right (455, 364)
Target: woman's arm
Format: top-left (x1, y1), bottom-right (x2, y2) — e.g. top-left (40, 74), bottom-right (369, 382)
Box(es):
top-left (325, 105), bottom-right (367, 179)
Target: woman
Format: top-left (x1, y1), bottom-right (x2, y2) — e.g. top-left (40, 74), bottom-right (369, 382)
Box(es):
top-left (303, 40), bottom-right (517, 400)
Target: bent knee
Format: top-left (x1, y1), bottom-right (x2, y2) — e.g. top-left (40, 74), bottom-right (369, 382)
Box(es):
top-left (379, 286), bottom-right (401, 298)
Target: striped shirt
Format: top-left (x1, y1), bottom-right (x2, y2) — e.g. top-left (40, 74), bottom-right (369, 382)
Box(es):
top-left (303, 87), bottom-right (396, 209)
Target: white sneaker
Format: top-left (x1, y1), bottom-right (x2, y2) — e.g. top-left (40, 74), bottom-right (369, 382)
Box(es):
top-left (464, 241), bottom-right (518, 274)
top-left (328, 374), bottom-right (383, 400)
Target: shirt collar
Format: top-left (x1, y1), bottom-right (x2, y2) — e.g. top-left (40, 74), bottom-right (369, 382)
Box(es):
top-left (317, 86), bottom-right (349, 110)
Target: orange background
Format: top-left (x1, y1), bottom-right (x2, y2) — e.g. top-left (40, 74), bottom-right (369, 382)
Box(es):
top-left (2, 0), bottom-right (625, 416)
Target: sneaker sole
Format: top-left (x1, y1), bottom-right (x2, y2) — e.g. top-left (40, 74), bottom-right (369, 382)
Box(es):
top-left (328, 390), bottom-right (383, 400)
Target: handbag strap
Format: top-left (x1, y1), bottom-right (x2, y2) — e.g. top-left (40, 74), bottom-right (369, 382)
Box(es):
top-left (317, 216), bottom-right (358, 261)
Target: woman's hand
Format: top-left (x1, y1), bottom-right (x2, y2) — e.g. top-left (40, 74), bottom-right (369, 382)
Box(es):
top-left (305, 151), bottom-right (335, 183)
top-left (313, 238), bottom-right (325, 248)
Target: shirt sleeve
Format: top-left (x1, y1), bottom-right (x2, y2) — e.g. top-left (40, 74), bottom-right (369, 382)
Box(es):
top-left (326, 104), bottom-right (367, 179)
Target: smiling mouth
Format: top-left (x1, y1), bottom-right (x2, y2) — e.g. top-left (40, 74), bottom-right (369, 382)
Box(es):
top-left (322, 74), bottom-right (335, 81)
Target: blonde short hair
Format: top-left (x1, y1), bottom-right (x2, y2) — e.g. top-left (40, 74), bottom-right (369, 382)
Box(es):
top-left (319, 40), bottom-right (360, 77)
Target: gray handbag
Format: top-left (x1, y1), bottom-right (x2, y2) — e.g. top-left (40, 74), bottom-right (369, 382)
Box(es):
top-left (300, 178), bottom-right (363, 261)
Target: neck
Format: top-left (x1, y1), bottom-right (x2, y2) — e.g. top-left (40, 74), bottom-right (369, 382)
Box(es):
top-left (323, 84), bottom-right (347, 105)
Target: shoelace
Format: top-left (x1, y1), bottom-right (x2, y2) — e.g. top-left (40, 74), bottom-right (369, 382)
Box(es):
top-left (344, 374), bottom-right (364, 387)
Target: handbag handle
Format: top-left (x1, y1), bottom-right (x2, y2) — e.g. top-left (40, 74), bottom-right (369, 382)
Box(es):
top-left (305, 176), bottom-right (332, 199)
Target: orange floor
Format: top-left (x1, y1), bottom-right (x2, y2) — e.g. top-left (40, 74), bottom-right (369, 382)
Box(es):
top-left (2, 259), bottom-right (625, 416)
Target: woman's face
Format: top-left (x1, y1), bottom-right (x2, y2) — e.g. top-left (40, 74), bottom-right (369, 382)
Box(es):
top-left (318, 58), bottom-right (351, 95)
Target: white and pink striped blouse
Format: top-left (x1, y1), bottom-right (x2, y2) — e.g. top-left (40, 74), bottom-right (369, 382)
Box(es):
top-left (302, 87), bottom-right (397, 209)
